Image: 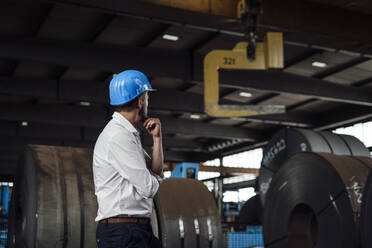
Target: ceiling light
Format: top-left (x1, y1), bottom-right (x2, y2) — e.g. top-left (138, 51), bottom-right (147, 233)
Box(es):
top-left (239, 91), bottom-right (253, 98)
top-left (190, 114), bottom-right (201, 119)
top-left (21, 121), bottom-right (28, 127)
top-left (312, 61), bottom-right (327, 68)
top-left (80, 101), bottom-right (91, 106)
top-left (162, 34), bottom-right (179, 41)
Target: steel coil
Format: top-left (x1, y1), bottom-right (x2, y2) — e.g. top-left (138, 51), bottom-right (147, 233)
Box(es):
top-left (236, 194), bottom-right (263, 226)
top-left (9, 145), bottom-right (222, 247)
top-left (263, 152), bottom-right (372, 248)
top-left (10, 145), bottom-right (97, 248)
top-left (259, 128), bottom-right (370, 205)
top-left (154, 178), bottom-right (223, 248)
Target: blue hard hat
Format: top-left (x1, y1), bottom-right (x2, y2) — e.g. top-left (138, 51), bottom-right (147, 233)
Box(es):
top-left (109, 70), bottom-right (155, 106)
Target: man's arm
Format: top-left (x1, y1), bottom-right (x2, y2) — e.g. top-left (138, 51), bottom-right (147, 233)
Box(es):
top-left (143, 118), bottom-right (164, 176)
top-left (151, 136), bottom-right (164, 176)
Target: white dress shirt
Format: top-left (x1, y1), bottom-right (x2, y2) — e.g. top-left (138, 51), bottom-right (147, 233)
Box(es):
top-left (93, 112), bottom-right (163, 221)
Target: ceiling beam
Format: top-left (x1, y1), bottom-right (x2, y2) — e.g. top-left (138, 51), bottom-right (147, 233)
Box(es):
top-left (285, 49), bottom-right (320, 68)
top-left (219, 70), bottom-right (372, 107)
top-left (0, 122), bottom-right (205, 151)
top-left (312, 57), bottom-right (369, 79)
top-left (158, 150), bottom-right (217, 163)
top-left (260, 0), bottom-right (372, 45)
top-left (0, 77), bottom-right (205, 112)
top-left (199, 165), bottom-right (259, 175)
top-left (0, 37), bottom-right (370, 107)
top-left (140, 0), bottom-right (237, 17)
top-left (82, 119), bottom-right (262, 142)
top-left (0, 37), bottom-right (191, 80)
top-left (44, 0), bottom-right (243, 33)
top-left (0, 103), bottom-right (108, 127)
top-left (0, 77), bottom-right (315, 127)
top-left (222, 113), bottom-right (314, 128)
top-left (142, 135), bottom-right (205, 151)
top-left (223, 179), bottom-right (256, 191)
top-left (34, 0), bottom-right (372, 49)
top-left (0, 35), bottom-right (369, 108)
top-left (314, 106), bottom-right (372, 131)
top-left (159, 115), bottom-right (263, 141)
top-left (83, 126), bottom-right (206, 150)
top-left (0, 103), bottom-right (262, 141)
top-left (0, 135), bottom-right (216, 165)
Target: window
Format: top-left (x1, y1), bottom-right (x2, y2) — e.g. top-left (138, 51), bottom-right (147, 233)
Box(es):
top-left (222, 148), bottom-right (262, 202)
top-left (222, 148), bottom-right (263, 168)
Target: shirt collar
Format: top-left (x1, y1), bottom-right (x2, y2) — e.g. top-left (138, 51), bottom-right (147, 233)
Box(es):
top-left (112, 112), bottom-right (139, 134)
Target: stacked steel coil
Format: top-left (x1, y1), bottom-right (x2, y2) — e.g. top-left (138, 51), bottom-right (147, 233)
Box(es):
top-left (259, 128), bottom-right (370, 205)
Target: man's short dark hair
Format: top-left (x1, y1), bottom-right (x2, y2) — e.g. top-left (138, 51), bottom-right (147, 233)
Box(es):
top-left (113, 94), bottom-right (145, 112)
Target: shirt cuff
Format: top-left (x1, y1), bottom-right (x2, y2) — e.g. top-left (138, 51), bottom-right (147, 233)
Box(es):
top-left (153, 173), bottom-right (165, 183)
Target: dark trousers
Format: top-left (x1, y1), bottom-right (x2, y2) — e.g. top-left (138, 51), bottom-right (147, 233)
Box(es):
top-left (96, 222), bottom-right (162, 248)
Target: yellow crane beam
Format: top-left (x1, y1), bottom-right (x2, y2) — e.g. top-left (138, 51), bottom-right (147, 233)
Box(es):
top-left (204, 32), bottom-right (285, 117)
top-left (140, 0), bottom-right (240, 18)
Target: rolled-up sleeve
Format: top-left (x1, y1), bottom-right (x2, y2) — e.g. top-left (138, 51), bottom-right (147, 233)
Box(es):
top-left (108, 135), bottom-right (159, 199)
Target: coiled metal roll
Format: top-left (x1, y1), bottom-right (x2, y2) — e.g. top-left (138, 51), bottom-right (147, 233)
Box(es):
top-left (263, 152), bottom-right (372, 248)
top-left (259, 128), bottom-right (370, 205)
top-left (9, 145), bottom-right (223, 248)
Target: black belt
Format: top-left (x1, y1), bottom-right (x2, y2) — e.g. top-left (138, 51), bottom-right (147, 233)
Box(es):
top-left (99, 216), bottom-right (150, 225)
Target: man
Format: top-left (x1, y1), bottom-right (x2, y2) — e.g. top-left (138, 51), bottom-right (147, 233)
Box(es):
top-left (93, 70), bottom-right (164, 247)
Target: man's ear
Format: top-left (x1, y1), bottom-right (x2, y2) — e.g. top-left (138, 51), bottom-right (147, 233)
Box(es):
top-left (137, 96), bottom-right (143, 109)
top-left (137, 95), bottom-right (144, 109)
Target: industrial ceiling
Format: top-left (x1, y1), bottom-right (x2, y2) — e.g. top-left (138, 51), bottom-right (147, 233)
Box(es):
top-left (0, 0), bottom-right (372, 168)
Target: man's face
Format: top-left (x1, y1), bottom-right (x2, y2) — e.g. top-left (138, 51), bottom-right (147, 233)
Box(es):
top-left (139, 92), bottom-right (149, 120)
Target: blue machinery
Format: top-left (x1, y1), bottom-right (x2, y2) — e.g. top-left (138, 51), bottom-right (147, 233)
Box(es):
top-left (0, 185), bottom-right (10, 248)
top-left (171, 162), bottom-right (199, 179)
top-left (0, 186), bottom-right (9, 216)
top-left (228, 226), bottom-right (264, 248)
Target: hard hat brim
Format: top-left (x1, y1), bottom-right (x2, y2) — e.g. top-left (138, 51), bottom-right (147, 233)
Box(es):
top-left (110, 88), bottom-right (157, 106)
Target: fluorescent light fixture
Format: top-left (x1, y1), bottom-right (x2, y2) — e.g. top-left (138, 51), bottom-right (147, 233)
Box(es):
top-left (21, 121), bottom-right (28, 127)
top-left (239, 91), bottom-right (253, 98)
top-left (312, 61), bottom-right (327, 68)
top-left (162, 34), bottom-right (179, 41)
top-left (80, 101), bottom-right (91, 106)
top-left (190, 114), bottom-right (201, 119)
